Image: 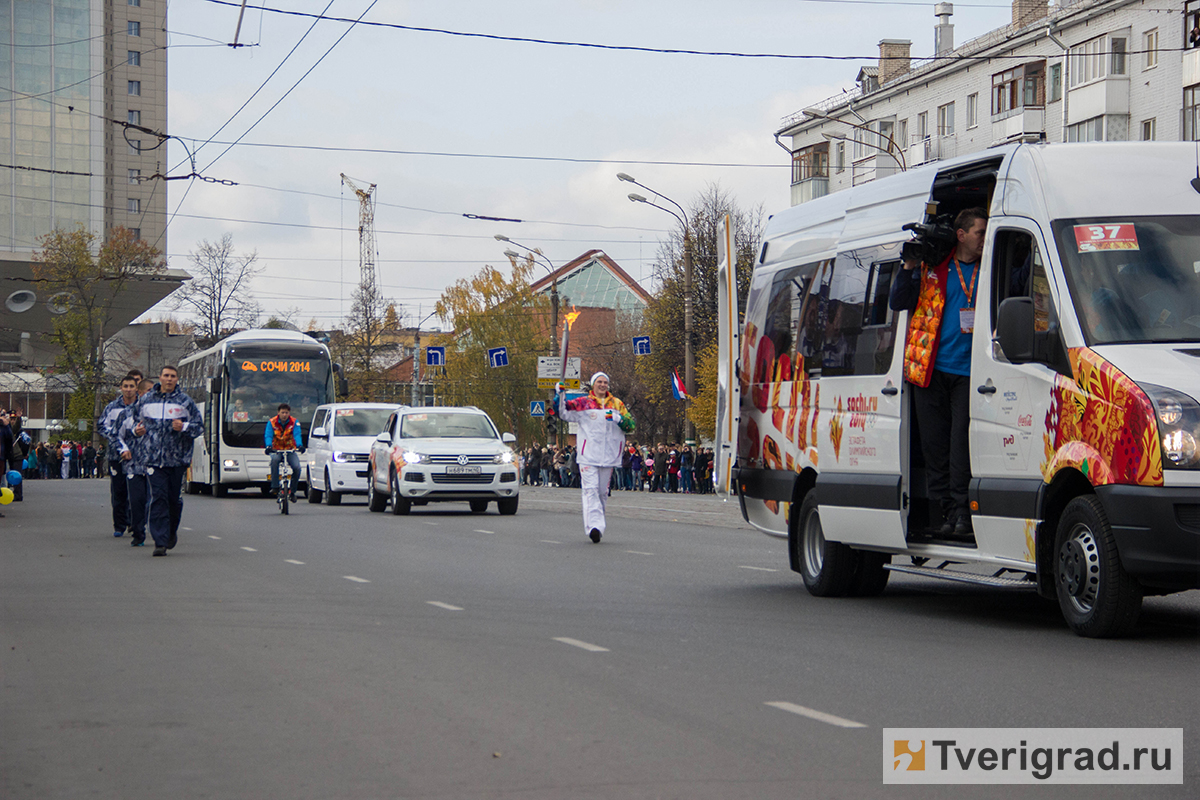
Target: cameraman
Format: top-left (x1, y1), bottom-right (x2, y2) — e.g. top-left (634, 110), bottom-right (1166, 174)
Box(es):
top-left (890, 207), bottom-right (987, 540)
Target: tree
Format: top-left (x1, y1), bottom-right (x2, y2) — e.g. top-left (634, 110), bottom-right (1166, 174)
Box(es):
top-left (32, 225), bottom-right (165, 443)
top-left (343, 280), bottom-right (392, 401)
top-left (687, 340), bottom-right (720, 441)
top-left (434, 258), bottom-right (552, 443)
top-left (383, 303), bottom-right (400, 330)
top-left (636, 183), bottom-right (764, 438)
top-left (173, 233), bottom-right (262, 345)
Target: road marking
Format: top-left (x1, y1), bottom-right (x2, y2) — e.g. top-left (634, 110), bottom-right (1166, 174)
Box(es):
top-left (285, 559), bottom-right (305, 565)
top-left (241, 547), bottom-right (257, 552)
top-left (422, 521), bottom-right (438, 526)
top-left (625, 550), bottom-right (654, 556)
top-left (739, 565), bottom-right (779, 572)
top-left (343, 576), bottom-right (370, 583)
top-left (529, 497), bottom-right (723, 516)
top-left (181, 527), bottom-right (193, 531)
top-left (764, 701), bottom-right (867, 729)
top-left (474, 529), bottom-right (494, 534)
top-left (553, 637), bottom-right (609, 653)
top-left (540, 540), bottom-right (561, 544)
top-left (427, 601), bottom-right (463, 611)
top-left (208, 535), bottom-right (221, 540)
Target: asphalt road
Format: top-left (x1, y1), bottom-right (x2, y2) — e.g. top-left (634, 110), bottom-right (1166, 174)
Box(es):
top-left (2, 479), bottom-right (1197, 799)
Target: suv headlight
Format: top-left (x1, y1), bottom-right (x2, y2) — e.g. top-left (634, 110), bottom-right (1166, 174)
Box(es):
top-left (493, 451), bottom-right (514, 465)
top-left (1141, 383), bottom-right (1200, 468)
top-left (402, 450), bottom-right (429, 465)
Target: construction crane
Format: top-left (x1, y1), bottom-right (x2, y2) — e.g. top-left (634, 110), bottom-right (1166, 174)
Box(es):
top-left (340, 173), bottom-right (379, 308)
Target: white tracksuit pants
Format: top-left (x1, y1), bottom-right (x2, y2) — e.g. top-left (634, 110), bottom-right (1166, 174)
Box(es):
top-left (580, 465), bottom-right (613, 536)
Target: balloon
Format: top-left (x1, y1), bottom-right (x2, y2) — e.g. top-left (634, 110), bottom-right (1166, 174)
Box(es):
top-left (6, 470), bottom-right (21, 487)
top-left (0, 487), bottom-right (12, 505)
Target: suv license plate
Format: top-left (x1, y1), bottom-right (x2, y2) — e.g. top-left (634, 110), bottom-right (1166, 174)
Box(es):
top-left (446, 465), bottom-right (481, 475)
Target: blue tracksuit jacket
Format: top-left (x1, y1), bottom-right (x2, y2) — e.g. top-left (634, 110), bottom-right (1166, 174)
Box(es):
top-left (99, 394), bottom-right (137, 462)
top-left (131, 383), bottom-right (203, 468)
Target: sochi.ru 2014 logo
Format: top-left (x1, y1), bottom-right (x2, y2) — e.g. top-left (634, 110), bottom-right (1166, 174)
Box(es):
top-left (894, 740), bottom-right (925, 771)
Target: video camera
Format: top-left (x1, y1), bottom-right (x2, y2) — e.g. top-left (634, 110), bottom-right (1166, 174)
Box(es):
top-left (900, 202), bottom-right (957, 267)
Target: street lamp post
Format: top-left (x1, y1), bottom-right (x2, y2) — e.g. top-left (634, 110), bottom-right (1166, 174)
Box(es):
top-left (495, 235), bottom-right (559, 354)
top-left (618, 173), bottom-right (695, 443)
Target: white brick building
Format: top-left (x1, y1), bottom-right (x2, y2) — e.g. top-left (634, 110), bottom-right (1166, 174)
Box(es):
top-left (778, 0), bottom-right (1200, 205)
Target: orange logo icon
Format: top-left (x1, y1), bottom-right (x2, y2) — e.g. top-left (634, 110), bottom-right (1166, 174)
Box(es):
top-left (241, 361), bottom-right (258, 371)
top-left (893, 740), bottom-right (925, 771)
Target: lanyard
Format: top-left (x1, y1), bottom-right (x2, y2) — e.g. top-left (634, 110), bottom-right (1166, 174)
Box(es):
top-left (953, 258), bottom-right (979, 308)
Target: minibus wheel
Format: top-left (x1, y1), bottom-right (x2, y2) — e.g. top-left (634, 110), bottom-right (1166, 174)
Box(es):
top-left (1054, 496), bottom-right (1142, 638)
top-left (849, 551), bottom-right (891, 597)
top-left (797, 493), bottom-right (855, 597)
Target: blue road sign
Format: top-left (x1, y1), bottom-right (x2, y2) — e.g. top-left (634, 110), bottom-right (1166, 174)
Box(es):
top-left (426, 346), bottom-right (445, 367)
top-left (530, 400), bottom-right (545, 417)
top-left (488, 347), bottom-right (509, 368)
top-left (633, 336), bottom-right (652, 356)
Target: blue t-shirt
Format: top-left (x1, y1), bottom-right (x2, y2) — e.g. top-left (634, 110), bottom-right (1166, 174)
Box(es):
top-left (934, 259), bottom-right (978, 377)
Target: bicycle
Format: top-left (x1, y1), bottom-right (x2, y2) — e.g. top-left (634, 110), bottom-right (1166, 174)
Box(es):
top-left (271, 448), bottom-right (300, 515)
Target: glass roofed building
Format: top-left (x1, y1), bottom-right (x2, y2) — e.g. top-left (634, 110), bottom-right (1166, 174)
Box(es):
top-left (529, 250), bottom-right (651, 316)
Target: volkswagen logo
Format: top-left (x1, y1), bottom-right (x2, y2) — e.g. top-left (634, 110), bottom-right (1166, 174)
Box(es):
top-left (457, 454), bottom-right (469, 466)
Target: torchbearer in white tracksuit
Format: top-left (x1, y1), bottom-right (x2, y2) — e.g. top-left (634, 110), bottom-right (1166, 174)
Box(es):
top-left (555, 372), bottom-right (636, 543)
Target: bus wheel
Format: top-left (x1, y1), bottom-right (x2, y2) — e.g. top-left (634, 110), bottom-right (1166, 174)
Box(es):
top-left (1054, 496), bottom-right (1142, 638)
top-left (214, 482), bottom-right (228, 498)
top-left (848, 551), bottom-right (891, 597)
top-left (796, 493), bottom-right (855, 597)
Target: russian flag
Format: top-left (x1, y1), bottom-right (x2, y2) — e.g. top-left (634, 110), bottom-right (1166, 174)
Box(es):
top-left (671, 368), bottom-right (690, 401)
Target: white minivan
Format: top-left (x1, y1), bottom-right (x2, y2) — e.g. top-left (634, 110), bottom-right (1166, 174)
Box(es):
top-left (306, 403), bottom-right (403, 504)
top-left (726, 142), bottom-right (1200, 638)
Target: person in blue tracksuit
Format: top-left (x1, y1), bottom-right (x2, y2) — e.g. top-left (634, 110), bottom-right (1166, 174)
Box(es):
top-left (131, 366), bottom-right (203, 557)
top-left (99, 374), bottom-right (140, 537)
top-left (116, 379), bottom-right (154, 547)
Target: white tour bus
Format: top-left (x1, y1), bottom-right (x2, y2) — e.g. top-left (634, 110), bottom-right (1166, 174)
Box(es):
top-left (179, 329), bottom-right (341, 497)
top-left (725, 142), bottom-right (1200, 638)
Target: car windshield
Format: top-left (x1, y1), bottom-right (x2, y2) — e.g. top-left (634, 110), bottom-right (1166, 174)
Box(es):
top-left (333, 408), bottom-right (393, 437)
top-left (1052, 216), bottom-right (1200, 345)
top-left (400, 412), bottom-right (497, 439)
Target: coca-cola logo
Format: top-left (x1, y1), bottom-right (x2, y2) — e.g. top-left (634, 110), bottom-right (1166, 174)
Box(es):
top-left (1017, 414), bottom-right (1033, 428)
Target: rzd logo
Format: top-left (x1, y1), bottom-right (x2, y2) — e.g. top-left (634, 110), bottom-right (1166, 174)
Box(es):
top-left (241, 361), bottom-right (258, 371)
top-left (893, 740), bottom-right (925, 771)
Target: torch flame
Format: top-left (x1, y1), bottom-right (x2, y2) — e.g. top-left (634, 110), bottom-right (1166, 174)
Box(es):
top-left (564, 306), bottom-right (581, 331)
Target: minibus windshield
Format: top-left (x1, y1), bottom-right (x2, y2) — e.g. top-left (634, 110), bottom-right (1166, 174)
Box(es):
top-left (1053, 216), bottom-right (1200, 345)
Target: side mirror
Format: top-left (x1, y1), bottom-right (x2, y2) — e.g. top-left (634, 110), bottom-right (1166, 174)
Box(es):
top-left (501, 432), bottom-right (516, 444)
top-left (995, 297), bottom-right (1035, 363)
top-left (312, 426), bottom-right (327, 439)
top-left (376, 432), bottom-right (390, 444)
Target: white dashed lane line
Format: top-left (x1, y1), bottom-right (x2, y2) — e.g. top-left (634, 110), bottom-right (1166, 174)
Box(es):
top-left (765, 701), bottom-right (867, 729)
top-left (208, 535), bottom-right (221, 540)
top-left (422, 521), bottom-right (438, 526)
top-left (285, 559), bottom-right (305, 565)
top-left (625, 551), bottom-right (654, 556)
top-left (181, 527), bottom-right (193, 531)
top-left (540, 540), bottom-right (561, 544)
top-left (241, 547), bottom-right (257, 552)
top-left (426, 601), bottom-right (463, 611)
top-left (343, 576), bottom-right (371, 583)
top-left (553, 637), bottom-right (609, 653)
top-left (739, 565), bottom-right (779, 572)
top-left (474, 529), bottom-right (494, 535)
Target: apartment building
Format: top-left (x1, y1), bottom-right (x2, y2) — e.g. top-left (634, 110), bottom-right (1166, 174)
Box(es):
top-left (1, 0), bottom-right (167, 250)
top-left (778, 0), bottom-right (1200, 205)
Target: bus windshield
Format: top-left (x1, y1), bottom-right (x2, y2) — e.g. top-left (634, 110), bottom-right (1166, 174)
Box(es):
top-left (224, 347), bottom-right (332, 449)
top-left (1052, 216), bottom-right (1200, 345)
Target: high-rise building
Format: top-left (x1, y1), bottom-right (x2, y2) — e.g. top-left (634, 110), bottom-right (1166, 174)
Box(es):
top-left (1, 0), bottom-right (167, 251)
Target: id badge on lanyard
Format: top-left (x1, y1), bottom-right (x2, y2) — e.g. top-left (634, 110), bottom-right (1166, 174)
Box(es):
top-left (955, 259), bottom-right (979, 334)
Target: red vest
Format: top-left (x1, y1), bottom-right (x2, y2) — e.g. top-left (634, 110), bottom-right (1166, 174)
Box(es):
top-left (902, 254), bottom-right (952, 388)
top-left (270, 415), bottom-right (297, 451)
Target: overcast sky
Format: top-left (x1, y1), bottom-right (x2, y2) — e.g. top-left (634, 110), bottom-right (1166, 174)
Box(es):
top-left (155, 0), bottom-right (1014, 330)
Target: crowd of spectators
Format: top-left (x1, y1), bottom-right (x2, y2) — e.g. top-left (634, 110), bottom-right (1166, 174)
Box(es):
top-left (518, 442), bottom-right (716, 494)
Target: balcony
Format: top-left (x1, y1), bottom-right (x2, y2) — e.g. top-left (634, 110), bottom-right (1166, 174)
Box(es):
top-left (790, 176), bottom-right (829, 205)
top-left (850, 154), bottom-right (901, 187)
top-left (992, 106), bottom-right (1046, 144)
top-left (907, 134), bottom-right (956, 167)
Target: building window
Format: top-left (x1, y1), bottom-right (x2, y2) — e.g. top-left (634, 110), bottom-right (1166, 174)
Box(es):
top-left (128, 0), bottom-right (140, 5)
top-left (127, 110), bottom-right (141, 125)
top-left (917, 111), bottom-right (929, 141)
top-left (128, 50), bottom-right (140, 66)
top-left (835, 141), bottom-right (845, 173)
top-left (791, 142), bottom-right (829, 183)
top-left (1142, 118), bottom-right (1156, 141)
top-left (993, 61), bottom-right (1045, 116)
top-left (128, 169), bottom-right (141, 184)
top-left (1187, 1), bottom-right (1200, 49)
top-left (128, 139), bottom-right (140, 155)
top-left (1069, 36), bottom-right (1104, 86)
top-left (130, 228), bottom-right (141, 240)
top-left (967, 93), bottom-right (978, 128)
top-left (128, 20), bottom-right (140, 36)
top-left (1049, 63), bottom-right (1062, 102)
top-left (127, 198), bottom-right (141, 213)
top-left (853, 127), bottom-right (865, 160)
top-left (1067, 116), bottom-right (1104, 142)
top-left (877, 118), bottom-right (895, 154)
top-left (1186, 85), bottom-right (1200, 141)
top-left (1143, 29), bottom-right (1159, 69)
top-left (127, 80), bottom-right (140, 96)
top-left (1110, 37), bottom-right (1127, 76)
top-left (937, 102), bottom-right (955, 136)
top-left (896, 118), bottom-right (908, 148)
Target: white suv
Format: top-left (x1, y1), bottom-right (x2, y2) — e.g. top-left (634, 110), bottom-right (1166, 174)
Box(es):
top-left (307, 403), bottom-right (402, 505)
top-left (367, 406), bottom-right (519, 515)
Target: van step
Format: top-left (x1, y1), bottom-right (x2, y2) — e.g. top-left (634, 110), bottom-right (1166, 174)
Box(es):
top-left (884, 563), bottom-right (1037, 589)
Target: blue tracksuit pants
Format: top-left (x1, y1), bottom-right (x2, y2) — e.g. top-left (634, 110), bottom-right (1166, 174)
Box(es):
top-left (146, 465), bottom-right (186, 549)
top-left (127, 473), bottom-right (149, 544)
top-left (109, 460), bottom-right (129, 533)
